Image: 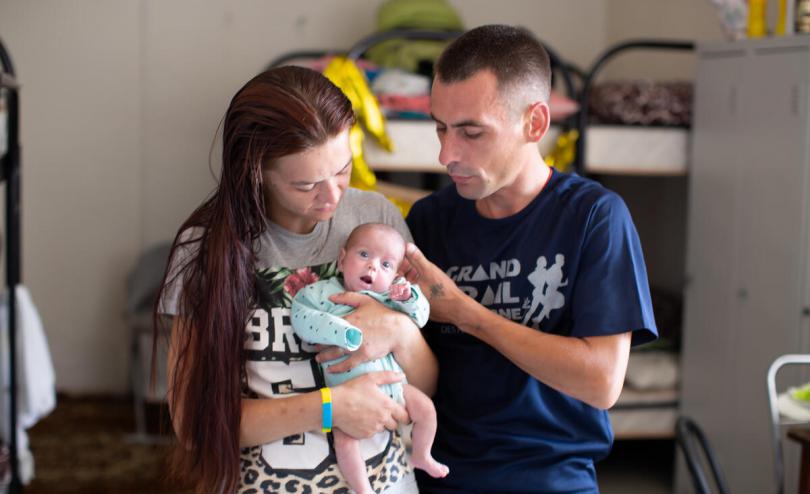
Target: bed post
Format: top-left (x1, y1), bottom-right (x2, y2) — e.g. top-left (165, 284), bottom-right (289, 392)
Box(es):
top-left (0, 35), bottom-right (24, 494)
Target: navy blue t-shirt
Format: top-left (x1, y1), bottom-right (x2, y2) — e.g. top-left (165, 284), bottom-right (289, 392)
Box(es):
top-left (406, 169), bottom-right (657, 494)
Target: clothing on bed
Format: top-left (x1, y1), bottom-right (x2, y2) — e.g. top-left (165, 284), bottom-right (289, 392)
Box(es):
top-left (589, 80), bottom-right (693, 127)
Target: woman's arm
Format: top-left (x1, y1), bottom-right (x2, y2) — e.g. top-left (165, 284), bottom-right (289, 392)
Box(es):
top-left (240, 371), bottom-right (409, 447)
top-left (318, 292), bottom-right (439, 396)
top-left (168, 316), bottom-right (410, 449)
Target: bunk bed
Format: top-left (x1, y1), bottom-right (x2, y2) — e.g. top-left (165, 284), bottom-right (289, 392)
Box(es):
top-left (0, 36), bottom-right (24, 494)
top-left (574, 39), bottom-right (695, 176)
top-left (576, 40), bottom-right (696, 440)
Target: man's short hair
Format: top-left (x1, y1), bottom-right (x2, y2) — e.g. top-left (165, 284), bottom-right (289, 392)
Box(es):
top-left (435, 24), bottom-right (551, 103)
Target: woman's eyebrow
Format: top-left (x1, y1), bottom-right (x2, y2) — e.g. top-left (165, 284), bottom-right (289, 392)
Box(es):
top-left (338, 158), bottom-right (352, 172)
top-left (290, 158), bottom-right (352, 185)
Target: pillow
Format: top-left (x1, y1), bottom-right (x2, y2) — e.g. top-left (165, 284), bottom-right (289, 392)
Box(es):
top-left (624, 350), bottom-right (679, 390)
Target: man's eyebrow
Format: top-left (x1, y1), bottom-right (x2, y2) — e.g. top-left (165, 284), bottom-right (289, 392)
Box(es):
top-left (430, 114), bottom-right (484, 128)
top-left (290, 158), bottom-right (352, 185)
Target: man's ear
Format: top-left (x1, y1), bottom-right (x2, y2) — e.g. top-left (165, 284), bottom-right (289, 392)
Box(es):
top-left (525, 101), bottom-right (550, 143)
top-left (337, 247), bottom-right (346, 272)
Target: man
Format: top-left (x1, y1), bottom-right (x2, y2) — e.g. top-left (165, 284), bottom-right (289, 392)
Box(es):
top-left (403, 25), bottom-right (657, 493)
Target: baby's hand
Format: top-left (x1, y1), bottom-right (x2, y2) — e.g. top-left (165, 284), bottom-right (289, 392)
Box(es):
top-left (388, 278), bottom-right (412, 302)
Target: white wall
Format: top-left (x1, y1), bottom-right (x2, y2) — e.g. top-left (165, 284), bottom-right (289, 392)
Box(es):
top-left (452, 0), bottom-right (607, 70)
top-left (0, 0), bottom-right (730, 393)
top-left (0, 1), bottom-right (143, 393)
top-left (603, 0), bottom-right (724, 79)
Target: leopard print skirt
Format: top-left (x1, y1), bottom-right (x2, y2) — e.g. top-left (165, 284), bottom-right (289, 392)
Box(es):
top-left (238, 429), bottom-right (412, 494)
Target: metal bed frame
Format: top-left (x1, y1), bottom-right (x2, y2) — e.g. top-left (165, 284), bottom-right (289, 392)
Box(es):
top-left (0, 35), bottom-right (24, 494)
top-left (574, 39), bottom-right (695, 175)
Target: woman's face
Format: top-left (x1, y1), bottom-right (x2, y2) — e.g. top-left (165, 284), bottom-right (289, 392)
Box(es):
top-left (263, 129), bottom-right (352, 234)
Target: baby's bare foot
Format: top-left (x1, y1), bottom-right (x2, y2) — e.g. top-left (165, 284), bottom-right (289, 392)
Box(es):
top-left (412, 455), bottom-right (449, 478)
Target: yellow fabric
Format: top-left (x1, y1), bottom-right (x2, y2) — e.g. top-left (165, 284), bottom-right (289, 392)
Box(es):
top-left (545, 129), bottom-right (579, 173)
top-left (348, 124), bottom-right (377, 190)
top-left (323, 56), bottom-right (414, 216)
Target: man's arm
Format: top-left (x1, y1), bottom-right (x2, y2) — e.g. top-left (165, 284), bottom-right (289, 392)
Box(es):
top-left (404, 243), bottom-right (631, 410)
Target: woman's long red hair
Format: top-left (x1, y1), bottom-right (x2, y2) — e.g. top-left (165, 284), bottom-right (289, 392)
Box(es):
top-left (154, 66), bottom-right (354, 493)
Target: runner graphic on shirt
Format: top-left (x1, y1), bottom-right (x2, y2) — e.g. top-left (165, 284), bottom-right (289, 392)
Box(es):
top-left (522, 254), bottom-right (568, 325)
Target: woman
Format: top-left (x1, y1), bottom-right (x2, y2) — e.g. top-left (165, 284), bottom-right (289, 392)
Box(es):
top-left (156, 66), bottom-right (437, 493)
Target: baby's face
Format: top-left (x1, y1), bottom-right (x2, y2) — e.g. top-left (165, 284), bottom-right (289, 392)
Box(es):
top-left (339, 230), bottom-right (404, 293)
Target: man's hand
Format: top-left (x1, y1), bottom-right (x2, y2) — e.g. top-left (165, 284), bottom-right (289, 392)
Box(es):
top-left (402, 243), bottom-right (468, 325)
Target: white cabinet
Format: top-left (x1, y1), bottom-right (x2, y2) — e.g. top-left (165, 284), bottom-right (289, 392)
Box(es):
top-left (680, 37), bottom-right (810, 494)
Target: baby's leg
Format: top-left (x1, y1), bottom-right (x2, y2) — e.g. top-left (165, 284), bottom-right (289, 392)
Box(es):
top-left (333, 428), bottom-right (374, 494)
top-left (403, 384), bottom-right (449, 478)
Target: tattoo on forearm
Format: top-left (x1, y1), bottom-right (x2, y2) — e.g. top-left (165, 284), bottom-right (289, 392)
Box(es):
top-left (429, 284), bottom-right (445, 299)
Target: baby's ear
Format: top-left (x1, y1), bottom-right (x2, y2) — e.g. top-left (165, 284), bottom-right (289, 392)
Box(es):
top-left (337, 247), bottom-right (346, 272)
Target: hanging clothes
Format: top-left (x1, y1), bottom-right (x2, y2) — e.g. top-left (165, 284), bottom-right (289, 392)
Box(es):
top-left (0, 285), bottom-right (56, 484)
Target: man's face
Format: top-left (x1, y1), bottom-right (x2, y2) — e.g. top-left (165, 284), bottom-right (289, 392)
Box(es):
top-left (338, 229), bottom-right (404, 293)
top-left (430, 70), bottom-right (527, 200)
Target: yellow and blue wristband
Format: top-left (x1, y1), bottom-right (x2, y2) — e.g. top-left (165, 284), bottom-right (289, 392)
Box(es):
top-left (320, 387), bottom-right (333, 433)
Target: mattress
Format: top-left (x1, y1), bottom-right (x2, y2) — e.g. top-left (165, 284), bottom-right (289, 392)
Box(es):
top-left (584, 125), bottom-right (689, 175)
top-left (364, 122), bottom-right (562, 172)
top-left (609, 387), bottom-right (679, 440)
top-left (609, 350), bottom-right (680, 440)
top-left (363, 121), bottom-right (688, 175)
top-left (364, 120), bottom-right (443, 172)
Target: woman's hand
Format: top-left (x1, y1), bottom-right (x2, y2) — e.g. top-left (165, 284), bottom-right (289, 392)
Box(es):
top-left (332, 371), bottom-right (410, 438)
top-left (317, 292), bottom-right (411, 373)
top-left (318, 271), bottom-right (440, 396)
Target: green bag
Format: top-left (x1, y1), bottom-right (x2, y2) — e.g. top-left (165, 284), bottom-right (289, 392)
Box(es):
top-left (365, 0), bottom-right (464, 74)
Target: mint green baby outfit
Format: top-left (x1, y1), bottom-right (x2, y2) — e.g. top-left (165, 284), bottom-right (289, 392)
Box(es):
top-left (291, 276), bottom-right (429, 403)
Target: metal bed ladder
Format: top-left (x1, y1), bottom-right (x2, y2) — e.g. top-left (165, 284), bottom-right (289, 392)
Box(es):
top-left (0, 35), bottom-right (25, 494)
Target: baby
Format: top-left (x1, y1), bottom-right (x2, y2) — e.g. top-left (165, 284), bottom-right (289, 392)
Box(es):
top-left (291, 222), bottom-right (448, 494)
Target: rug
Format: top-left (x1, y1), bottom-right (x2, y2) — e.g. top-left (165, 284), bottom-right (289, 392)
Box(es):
top-left (20, 394), bottom-right (190, 494)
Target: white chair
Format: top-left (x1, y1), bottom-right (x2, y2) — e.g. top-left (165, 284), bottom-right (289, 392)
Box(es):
top-left (767, 354), bottom-right (810, 494)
